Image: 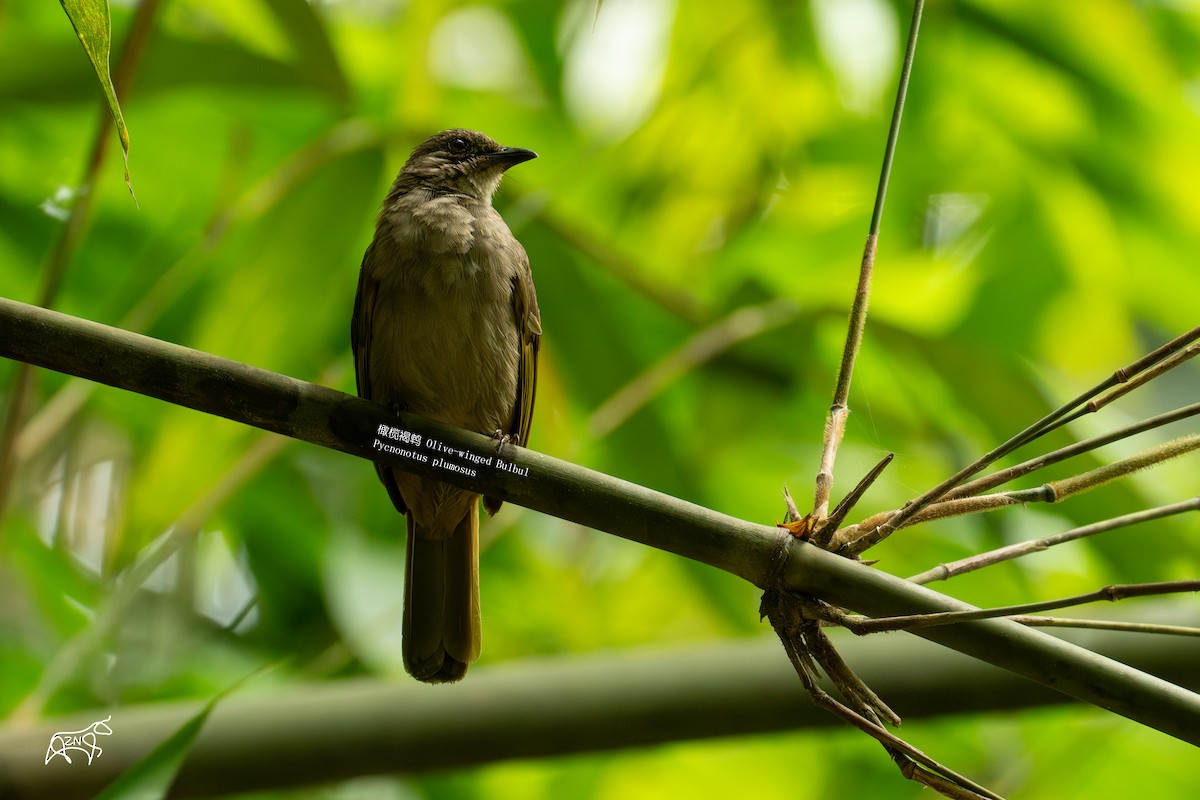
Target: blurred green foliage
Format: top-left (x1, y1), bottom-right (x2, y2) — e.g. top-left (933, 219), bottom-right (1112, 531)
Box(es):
top-left (2, 0), bottom-right (1199, 797)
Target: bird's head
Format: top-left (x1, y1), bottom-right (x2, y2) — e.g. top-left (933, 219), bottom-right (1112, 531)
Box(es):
top-left (399, 129), bottom-right (537, 201)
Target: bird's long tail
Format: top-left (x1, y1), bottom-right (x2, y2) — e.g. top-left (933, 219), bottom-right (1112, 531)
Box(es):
top-left (403, 503), bottom-right (481, 683)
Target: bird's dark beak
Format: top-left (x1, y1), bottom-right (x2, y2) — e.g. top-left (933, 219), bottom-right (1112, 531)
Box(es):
top-left (487, 147), bottom-right (538, 169)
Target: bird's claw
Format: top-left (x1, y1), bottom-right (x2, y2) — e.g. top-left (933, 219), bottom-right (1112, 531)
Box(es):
top-left (491, 430), bottom-right (520, 452)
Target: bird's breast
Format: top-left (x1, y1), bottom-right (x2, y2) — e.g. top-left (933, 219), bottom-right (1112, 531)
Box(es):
top-left (366, 225), bottom-right (522, 434)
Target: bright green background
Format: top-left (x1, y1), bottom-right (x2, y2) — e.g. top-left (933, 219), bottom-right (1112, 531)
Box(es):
top-left (2, 0), bottom-right (1199, 797)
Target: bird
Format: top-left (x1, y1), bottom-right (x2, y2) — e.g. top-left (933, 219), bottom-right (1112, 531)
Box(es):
top-left (351, 129), bottom-right (541, 682)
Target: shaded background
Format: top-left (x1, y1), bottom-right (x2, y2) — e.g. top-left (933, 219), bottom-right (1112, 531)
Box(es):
top-left (2, 0), bottom-right (1199, 796)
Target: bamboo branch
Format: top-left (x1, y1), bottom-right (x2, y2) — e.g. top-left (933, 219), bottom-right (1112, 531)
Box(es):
top-left (3, 296), bottom-right (1200, 745)
top-left (769, 608), bottom-right (999, 800)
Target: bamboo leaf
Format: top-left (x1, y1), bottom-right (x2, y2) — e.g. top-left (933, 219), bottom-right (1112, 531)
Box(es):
top-left (93, 670), bottom-right (259, 800)
top-left (58, 0), bottom-right (133, 195)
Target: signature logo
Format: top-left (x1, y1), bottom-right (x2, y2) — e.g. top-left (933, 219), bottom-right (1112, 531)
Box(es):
top-left (44, 715), bottom-right (113, 765)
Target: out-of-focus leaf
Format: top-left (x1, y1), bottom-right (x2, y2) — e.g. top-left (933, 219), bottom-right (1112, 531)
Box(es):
top-left (57, 0), bottom-right (132, 194)
top-left (0, 36), bottom-right (334, 103)
top-left (93, 668), bottom-right (258, 800)
top-left (260, 0), bottom-right (352, 109)
top-left (93, 707), bottom-right (206, 800)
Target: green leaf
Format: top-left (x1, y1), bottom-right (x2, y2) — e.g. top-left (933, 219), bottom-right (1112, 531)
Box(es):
top-left (57, 0), bottom-right (133, 195)
top-left (93, 668), bottom-right (264, 800)
top-left (92, 710), bottom-right (210, 800)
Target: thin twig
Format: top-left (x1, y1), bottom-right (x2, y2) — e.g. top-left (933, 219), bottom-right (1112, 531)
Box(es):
top-left (783, 486), bottom-right (803, 523)
top-left (943, 402), bottom-right (1200, 501)
top-left (891, 752), bottom-right (999, 800)
top-left (811, 0), bottom-right (924, 521)
top-left (850, 324), bottom-right (1200, 553)
top-left (848, 581), bottom-right (1200, 634)
top-left (838, 436), bottom-right (1200, 555)
top-left (1011, 616), bottom-right (1200, 637)
top-left (1007, 324), bottom-right (1200, 452)
top-left (1039, 434), bottom-right (1200, 502)
top-left (908, 497), bottom-right (1200, 584)
top-left (807, 614), bottom-right (900, 726)
top-left (832, 492), bottom-right (1024, 553)
top-left (1053, 340), bottom-right (1200, 427)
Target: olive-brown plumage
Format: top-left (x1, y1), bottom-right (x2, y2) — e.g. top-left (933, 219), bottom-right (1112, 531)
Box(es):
top-left (351, 129), bottom-right (540, 682)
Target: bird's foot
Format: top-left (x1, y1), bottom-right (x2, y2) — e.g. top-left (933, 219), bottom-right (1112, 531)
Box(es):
top-left (491, 430), bottom-right (520, 452)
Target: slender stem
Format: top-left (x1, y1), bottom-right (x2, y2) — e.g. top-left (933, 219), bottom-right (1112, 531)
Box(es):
top-left (868, 1), bottom-right (924, 238)
top-left (812, 0), bottom-right (925, 520)
top-left (908, 498), bottom-right (1200, 584)
top-left (849, 324), bottom-right (1200, 553)
top-left (1084, 340), bottom-right (1200, 412)
top-left (840, 436), bottom-right (1200, 556)
top-left (1035, 339), bottom-right (1200, 435)
top-left (1012, 617), bottom-right (1200, 637)
top-left (1041, 435), bottom-right (1200, 501)
top-left (813, 237), bottom-right (875, 520)
top-left (765, 592), bottom-right (997, 798)
top-left (944, 402), bottom-right (1200, 500)
top-left (850, 581), bottom-right (1200, 633)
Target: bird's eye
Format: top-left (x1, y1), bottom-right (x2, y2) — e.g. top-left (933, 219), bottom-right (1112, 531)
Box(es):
top-left (446, 137), bottom-right (469, 156)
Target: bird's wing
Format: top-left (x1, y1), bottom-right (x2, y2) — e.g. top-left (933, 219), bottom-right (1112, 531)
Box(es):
top-left (484, 250), bottom-right (539, 519)
top-left (351, 250), bottom-right (375, 399)
top-left (352, 243), bottom-right (409, 515)
top-left (511, 246), bottom-right (541, 448)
